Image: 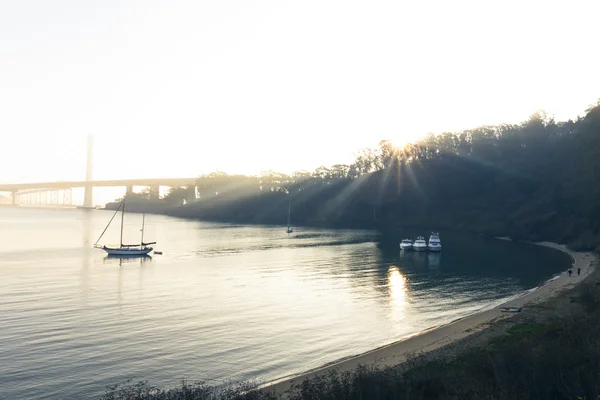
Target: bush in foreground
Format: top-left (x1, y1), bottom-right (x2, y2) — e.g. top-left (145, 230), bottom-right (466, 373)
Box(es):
top-left (102, 379), bottom-right (278, 400)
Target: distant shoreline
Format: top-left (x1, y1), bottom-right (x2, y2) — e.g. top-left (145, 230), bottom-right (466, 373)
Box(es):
top-left (100, 201), bottom-right (506, 236)
top-left (101, 201), bottom-right (383, 231)
top-left (264, 241), bottom-right (595, 396)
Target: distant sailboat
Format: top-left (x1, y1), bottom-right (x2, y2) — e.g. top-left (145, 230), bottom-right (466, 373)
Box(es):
top-left (286, 199), bottom-right (293, 233)
top-left (94, 200), bottom-right (155, 256)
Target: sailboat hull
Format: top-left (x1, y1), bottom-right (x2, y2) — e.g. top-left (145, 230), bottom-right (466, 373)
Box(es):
top-left (103, 246), bottom-right (153, 256)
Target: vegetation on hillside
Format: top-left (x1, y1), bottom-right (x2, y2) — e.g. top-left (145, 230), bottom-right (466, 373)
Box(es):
top-left (107, 101), bottom-right (600, 249)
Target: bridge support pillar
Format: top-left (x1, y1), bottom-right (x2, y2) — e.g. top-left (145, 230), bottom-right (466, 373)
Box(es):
top-left (126, 185), bottom-right (134, 197)
top-left (11, 190), bottom-right (17, 205)
top-left (63, 189), bottom-right (72, 205)
top-left (185, 186), bottom-right (197, 204)
top-left (83, 184), bottom-right (92, 208)
top-left (149, 185), bottom-right (160, 200)
top-left (84, 134), bottom-right (94, 208)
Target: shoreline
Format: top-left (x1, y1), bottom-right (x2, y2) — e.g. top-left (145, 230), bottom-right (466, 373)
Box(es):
top-left (265, 241), bottom-right (596, 396)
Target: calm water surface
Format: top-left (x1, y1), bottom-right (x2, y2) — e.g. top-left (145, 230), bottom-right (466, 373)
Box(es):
top-left (0, 208), bottom-right (571, 399)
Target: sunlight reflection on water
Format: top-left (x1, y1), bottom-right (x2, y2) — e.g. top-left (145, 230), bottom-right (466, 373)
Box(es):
top-left (387, 266), bottom-right (409, 322)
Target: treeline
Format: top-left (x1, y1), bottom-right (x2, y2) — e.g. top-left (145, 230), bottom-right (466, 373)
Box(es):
top-left (114, 101), bottom-right (600, 250)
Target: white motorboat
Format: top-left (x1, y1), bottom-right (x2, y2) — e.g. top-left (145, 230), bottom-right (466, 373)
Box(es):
top-left (428, 232), bottom-right (442, 252)
top-left (94, 200), bottom-right (155, 256)
top-left (399, 238), bottom-right (413, 250)
top-left (413, 236), bottom-right (427, 251)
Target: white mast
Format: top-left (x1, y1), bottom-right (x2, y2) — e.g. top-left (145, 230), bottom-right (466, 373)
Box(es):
top-left (140, 213), bottom-right (145, 246)
top-left (119, 201), bottom-right (125, 247)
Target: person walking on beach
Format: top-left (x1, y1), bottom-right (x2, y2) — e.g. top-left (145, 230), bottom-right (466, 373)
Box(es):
top-left (568, 269), bottom-right (572, 277)
top-left (577, 267), bottom-right (581, 276)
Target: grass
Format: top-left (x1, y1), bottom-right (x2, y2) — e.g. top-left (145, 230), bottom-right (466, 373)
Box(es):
top-left (102, 276), bottom-right (600, 400)
top-left (487, 322), bottom-right (546, 348)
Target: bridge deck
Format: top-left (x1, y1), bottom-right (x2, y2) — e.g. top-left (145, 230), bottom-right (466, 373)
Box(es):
top-left (0, 178), bottom-right (197, 191)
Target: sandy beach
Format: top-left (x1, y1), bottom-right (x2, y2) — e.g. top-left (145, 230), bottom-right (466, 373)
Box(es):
top-left (266, 241), bottom-right (596, 396)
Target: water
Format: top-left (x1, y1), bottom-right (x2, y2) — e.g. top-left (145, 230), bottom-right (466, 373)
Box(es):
top-left (0, 208), bottom-right (571, 399)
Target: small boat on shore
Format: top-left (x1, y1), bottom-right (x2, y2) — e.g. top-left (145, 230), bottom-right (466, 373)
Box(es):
top-left (413, 236), bottom-right (427, 251)
top-left (500, 306), bottom-right (522, 313)
top-left (428, 232), bottom-right (442, 252)
top-left (93, 200), bottom-right (156, 256)
top-left (399, 239), bottom-right (413, 250)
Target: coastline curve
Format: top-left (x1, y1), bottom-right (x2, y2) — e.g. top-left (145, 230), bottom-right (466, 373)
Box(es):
top-left (264, 241), bottom-right (596, 395)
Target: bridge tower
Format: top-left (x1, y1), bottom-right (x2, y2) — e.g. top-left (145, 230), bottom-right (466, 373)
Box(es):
top-left (83, 134), bottom-right (94, 208)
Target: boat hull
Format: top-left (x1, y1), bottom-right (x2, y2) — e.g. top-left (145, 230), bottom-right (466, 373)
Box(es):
top-left (500, 307), bottom-right (522, 313)
top-left (399, 244), bottom-right (413, 250)
top-left (428, 245), bottom-right (442, 252)
top-left (103, 246), bottom-right (153, 256)
top-left (413, 245), bottom-right (427, 252)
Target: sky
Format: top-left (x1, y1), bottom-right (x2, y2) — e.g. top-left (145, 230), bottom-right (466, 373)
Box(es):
top-left (1, 0), bottom-right (599, 185)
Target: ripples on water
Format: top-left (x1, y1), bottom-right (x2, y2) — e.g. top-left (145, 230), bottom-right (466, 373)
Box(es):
top-left (0, 208), bottom-right (571, 399)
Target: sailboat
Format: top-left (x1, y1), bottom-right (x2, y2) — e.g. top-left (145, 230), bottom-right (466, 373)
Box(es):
top-left (94, 200), bottom-right (156, 256)
top-left (286, 199), bottom-right (293, 233)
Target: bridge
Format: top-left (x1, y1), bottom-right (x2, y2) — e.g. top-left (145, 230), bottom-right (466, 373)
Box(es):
top-left (0, 178), bottom-right (198, 207)
top-left (0, 135), bottom-right (198, 207)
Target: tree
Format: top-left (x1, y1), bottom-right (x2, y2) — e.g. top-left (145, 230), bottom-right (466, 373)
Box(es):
top-left (163, 187), bottom-right (189, 207)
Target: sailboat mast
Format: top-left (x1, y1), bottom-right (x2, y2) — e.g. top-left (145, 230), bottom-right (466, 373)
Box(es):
top-left (140, 213), bottom-right (145, 246)
top-left (287, 200), bottom-right (291, 228)
top-left (93, 200), bottom-right (123, 247)
top-left (119, 201), bottom-right (125, 247)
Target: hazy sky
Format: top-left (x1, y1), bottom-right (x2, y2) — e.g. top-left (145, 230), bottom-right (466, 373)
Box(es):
top-left (1, 0), bottom-right (599, 183)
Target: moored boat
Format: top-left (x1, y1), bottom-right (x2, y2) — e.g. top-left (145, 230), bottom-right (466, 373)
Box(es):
top-left (286, 199), bottom-right (294, 234)
top-left (428, 232), bottom-right (442, 252)
top-left (102, 245), bottom-right (153, 256)
top-left (94, 201), bottom-right (156, 256)
top-left (413, 236), bottom-right (427, 251)
top-left (399, 238), bottom-right (413, 250)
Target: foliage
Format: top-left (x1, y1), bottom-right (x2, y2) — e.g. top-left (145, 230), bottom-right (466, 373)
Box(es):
top-left (101, 379), bottom-right (278, 400)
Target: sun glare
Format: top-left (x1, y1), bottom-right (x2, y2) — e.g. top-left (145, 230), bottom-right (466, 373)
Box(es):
top-left (389, 137), bottom-right (412, 151)
top-left (387, 266), bottom-right (409, 321)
